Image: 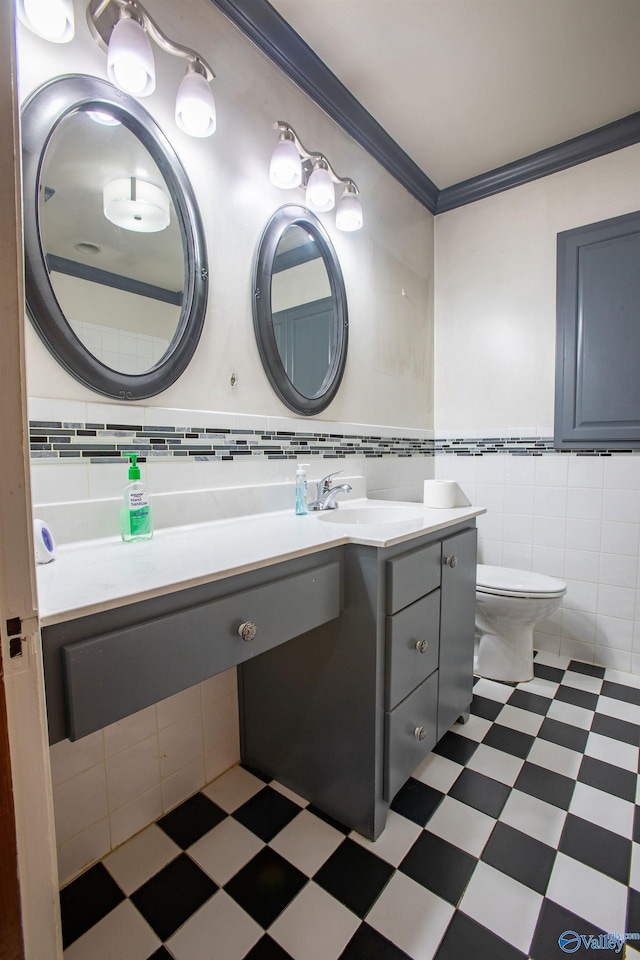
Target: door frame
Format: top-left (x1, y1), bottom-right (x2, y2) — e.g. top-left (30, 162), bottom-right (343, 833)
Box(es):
top-left (0, 4), bottom-right (62, 957)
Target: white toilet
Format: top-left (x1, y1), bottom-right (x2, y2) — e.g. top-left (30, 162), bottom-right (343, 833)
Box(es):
top-left (475, 564), bottom-right (567, 683)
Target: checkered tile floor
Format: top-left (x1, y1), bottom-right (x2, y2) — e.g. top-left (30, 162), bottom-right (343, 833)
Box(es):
top-left (60, 652), bottom-right (640, 959)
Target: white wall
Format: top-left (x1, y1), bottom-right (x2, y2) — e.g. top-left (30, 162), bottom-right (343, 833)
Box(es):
top-left (435, 144), bottom-right (640, 433)
top-left (17, 0), bottom-right (436, 884)
top-left (18, 0), bottom-right (434, 430)
top-left (434, 145), bottom-right (640, 677)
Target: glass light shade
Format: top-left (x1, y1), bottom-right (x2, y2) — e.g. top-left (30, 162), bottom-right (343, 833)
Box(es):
top-left (269, 137), bottom-right (302, 189)
top-left (305, 164), bottom-right (335, 212)
top-left (175, 70), bottom-right (216, 138)
top-left (103, 178), bottom-right (170, 233)
top-left (107, 16), bottom-right (156, 97)
top-left (18, 0), bottom-right (74, 42)
top-left (336, 188), bottom-right (363, 231)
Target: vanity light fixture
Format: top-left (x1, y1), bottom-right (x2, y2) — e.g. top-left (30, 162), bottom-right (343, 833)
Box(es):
top-left (86, 0), bottom-right (216, 137)
top-left (103, 177), bottom-right (170, 232)
top-left (16, 0), bottom-right (75, 42)
top-left (269, 122), bottom-right (363, 231)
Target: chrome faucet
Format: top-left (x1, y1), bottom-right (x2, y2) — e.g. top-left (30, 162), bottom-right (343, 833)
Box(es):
top-left (307, 480), bottom-right (353, 511)
top-left (317, 470), bottom-right (345, 496)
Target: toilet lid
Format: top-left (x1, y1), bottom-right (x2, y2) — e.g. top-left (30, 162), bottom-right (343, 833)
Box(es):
top-left (477, 564), bottom-right (567, 599)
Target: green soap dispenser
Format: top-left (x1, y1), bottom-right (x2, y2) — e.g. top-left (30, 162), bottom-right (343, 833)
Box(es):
top-left (120, 452), bottom-right (153, 542)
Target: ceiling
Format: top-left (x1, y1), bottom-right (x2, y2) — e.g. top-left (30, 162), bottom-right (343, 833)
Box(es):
top-left (41, 110), bottom-right (184, 292)
top-left (268, 0), bottom-right (640, 191)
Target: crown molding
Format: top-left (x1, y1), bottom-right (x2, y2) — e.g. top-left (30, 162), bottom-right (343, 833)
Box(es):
top-left (211, 0), bottom-right (640, 215)
top-left (209, 0), bottom-right (439, 213)
top-left (436, 111), bottom-right (640, 213)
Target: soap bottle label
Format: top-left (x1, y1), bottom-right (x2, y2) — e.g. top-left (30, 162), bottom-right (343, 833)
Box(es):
top-left (127, 490), bottom-right (150, 536)
top-left (128, 489), bottom-right (149, 511)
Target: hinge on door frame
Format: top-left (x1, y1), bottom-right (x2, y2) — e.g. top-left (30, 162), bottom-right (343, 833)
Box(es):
top-left (6, 618), bottom-right (24, 659)
top-left (9, 638), bottom-right (23, 659)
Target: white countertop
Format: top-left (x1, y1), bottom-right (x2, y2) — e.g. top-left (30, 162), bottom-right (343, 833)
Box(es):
top-left (36, 499), bottom-right (485, 626)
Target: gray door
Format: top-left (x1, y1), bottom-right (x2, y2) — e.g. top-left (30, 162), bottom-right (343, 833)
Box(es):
top-left (556, 210), bottom-right (640, 449)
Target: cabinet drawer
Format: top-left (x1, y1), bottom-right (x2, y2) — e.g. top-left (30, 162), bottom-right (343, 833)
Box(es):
top-left (386, 541), bottom-right (441, 614)
top-left (385, 591), bottom-right (440, 710)
top-left (384, 671), bottom-right (438, 801)
top-left (62, 560), bottom-right (341, 741)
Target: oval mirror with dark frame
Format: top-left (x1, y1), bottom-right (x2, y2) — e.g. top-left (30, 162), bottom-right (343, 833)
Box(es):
top-left (21, 75), bottom-right (208, 400)
top-left (253, 204), bottom-right (348, 416)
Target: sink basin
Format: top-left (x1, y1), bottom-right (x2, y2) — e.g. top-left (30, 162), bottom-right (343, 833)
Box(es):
top-left (316, 505), bottom-right (427, 525)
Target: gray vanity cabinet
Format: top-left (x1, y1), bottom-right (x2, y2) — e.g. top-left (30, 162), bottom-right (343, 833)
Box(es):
top-left (239, 520), bottom-right (477, 840)
top-left (42, 549), bottom-right (343, 744)
top-left (437, 527), bottom-right (478, 739)
top-left (384, 589), bottom-right (440, 711)
top-left (41, 518), bottom-right (477, 841)
top-left (383, 526), bottom-right (477, 799)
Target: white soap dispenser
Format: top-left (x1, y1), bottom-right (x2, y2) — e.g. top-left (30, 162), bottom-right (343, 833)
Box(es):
top-left (295, 463), bottom-right (309, 515)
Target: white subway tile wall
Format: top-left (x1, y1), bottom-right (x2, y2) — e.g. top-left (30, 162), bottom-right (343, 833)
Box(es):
top-left (436, 441), bottom-right (640, 676)
top-left (68, 319), bottom-right (169, 374)
top-left (50, 667), bottom-right (240, 887)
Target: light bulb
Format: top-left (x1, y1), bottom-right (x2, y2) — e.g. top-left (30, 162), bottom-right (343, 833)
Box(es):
top-left (113, 58), bottom-right (147, 95)
top-left (107, 15), bottom-right (155, 97)
top-left (336, 187), bottom-right (363, 231)
top-left (175, 68), bottom-right (216, 138)
top-left (269, 136), bottom-right (302, 189)
top-left (18, 0), bottom-right (74, 42)
top-left (305, 163), bottom-right (334, 212)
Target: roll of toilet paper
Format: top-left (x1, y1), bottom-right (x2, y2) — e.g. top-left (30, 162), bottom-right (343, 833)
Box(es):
top-left (423, 480), bottom-right (470, 509)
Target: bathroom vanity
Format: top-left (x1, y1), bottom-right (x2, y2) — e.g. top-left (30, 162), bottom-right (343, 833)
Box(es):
top-left (38, 499), bottom-right (481, 840)
top-left (240, 523), bottom-right (477, 839)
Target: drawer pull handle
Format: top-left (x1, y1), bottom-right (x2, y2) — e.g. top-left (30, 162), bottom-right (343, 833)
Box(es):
top-left (445, 555), bottom-right (457, 568)
top-left (238, 622), bottom-right (257, 642)
top-left (415, 639), bottom-right (429, 654)
top-left (414, 726), bottom-right (427, 741)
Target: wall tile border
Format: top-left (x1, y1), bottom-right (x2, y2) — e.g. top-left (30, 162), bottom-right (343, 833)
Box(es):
top-left (29, 423), bottom-right (640, 464)
top-left (436, 436), bottom-right (640, 457)
top-left (29, 420), bottom-right (436, 463)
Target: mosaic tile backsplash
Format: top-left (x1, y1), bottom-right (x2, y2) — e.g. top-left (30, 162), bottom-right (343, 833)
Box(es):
top-left (29, 423), bottom-right (640, 462)
top-left (29, 421), bottom-right (435, 462)
top-left (436, 437), bottom-right (640, 457)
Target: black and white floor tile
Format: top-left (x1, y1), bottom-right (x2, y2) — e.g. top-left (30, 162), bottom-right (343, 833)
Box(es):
top-left (60, 652), bottom-right (640, 959)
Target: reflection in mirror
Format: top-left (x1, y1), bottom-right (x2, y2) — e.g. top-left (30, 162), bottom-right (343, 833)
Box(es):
top-left (253, 204), bottom-right (348, 416)
top-left (271, 225), bottom-right (335, 398)
top-left (39, 107), bottom-right (184, 375)
top-left (21, 75), bottom-right (208, 400)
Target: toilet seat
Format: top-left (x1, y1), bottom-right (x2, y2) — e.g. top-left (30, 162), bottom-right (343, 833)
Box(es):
top-left (477, 564), bottom-right (566, 599)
